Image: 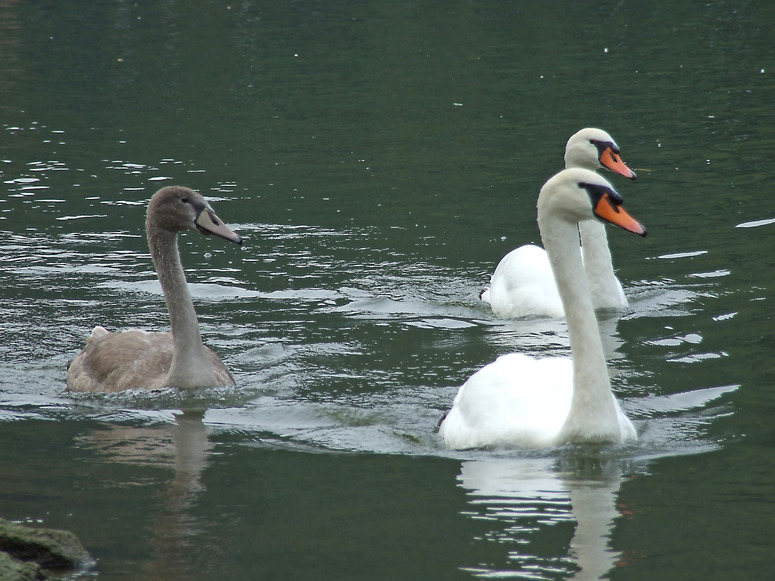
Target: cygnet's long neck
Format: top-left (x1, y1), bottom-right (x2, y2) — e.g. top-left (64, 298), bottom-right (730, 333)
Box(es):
top-left (148, 225), bottom-right (215, 387)
top-left (538, 215), bottom-right (621, 442)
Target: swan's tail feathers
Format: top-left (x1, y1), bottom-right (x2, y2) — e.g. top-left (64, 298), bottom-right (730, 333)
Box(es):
top-left (87, 326), bottom-right (110, 344)
top-left (479, 287), bottom-right (491, 303)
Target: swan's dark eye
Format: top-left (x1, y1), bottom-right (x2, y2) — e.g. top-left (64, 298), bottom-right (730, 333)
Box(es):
top-left (181, 197), bottom-right (189, 204)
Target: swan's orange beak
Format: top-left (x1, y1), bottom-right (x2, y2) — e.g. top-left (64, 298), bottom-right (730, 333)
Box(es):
top-left (593, 193), bottom-right (647, 236)
top-left (600, 147), bottom-right (637, 180)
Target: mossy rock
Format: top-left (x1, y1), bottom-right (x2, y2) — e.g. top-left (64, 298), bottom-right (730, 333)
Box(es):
top-left (0, 518), bottom-right (92, 579)
top-left (0, 550), bottom-right (48, 580)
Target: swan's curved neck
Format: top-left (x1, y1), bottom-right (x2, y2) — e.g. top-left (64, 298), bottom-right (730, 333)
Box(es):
top-left (578, 221), bottom-right (619, 294)
top-left (538, 215), bottom-right (620, 442)
top-left (148, 226), bottom-right (214, 387)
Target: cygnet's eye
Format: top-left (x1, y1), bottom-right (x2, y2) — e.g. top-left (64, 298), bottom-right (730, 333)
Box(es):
top-left (180, 197), bottom-right (189, 204)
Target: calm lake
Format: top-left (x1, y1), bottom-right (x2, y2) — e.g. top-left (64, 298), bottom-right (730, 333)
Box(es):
top-left (2, 1), bottom-right (774, 579)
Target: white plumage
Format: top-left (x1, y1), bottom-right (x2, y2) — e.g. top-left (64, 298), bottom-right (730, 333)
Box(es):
top-left (441, 168), bottom-right (645, 449)
top-left (481, 128), bottom-right (636, 318)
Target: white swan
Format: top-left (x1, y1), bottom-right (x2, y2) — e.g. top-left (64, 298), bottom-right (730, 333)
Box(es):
top-left (481, 128), bottom-right (637, 318)
top-left (67, 186), bottom-right (243, 392)
top-left (440, 168), bottom-right (645, 449)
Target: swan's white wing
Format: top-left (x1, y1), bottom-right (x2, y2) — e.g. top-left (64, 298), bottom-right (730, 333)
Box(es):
top-left (440, 353), bottom-right (573, 449)
top-left (485, 245), bottom-right (564, 318)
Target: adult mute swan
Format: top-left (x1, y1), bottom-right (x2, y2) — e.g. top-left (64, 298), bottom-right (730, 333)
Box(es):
top-left (440, 168), bottom-right (646, 449)
top-left (67, 186), bottom-right (243, 392)
top-left (480, 128), bottom-right (637, 318)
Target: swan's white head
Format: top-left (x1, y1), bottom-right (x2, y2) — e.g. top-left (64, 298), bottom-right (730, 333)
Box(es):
top-left (538, 168), bottom-right (646, 236)
top-left (564, 128), bottom-right (637, 180)
top-left (147, 186), bottom-right (243, 245)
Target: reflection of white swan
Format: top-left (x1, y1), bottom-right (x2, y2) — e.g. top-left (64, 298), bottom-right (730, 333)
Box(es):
top-left (440, 169), bottom-right (645, 449)
top-left (481, 128), bottom-right (637, 319)
top-left (67, 186), bottom-right (242, 392)
top-left (457, 457), bottom-right (624, 580)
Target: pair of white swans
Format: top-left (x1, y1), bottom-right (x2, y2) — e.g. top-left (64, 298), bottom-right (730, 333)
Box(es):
top-left (440, 164), bottom-right (646, 449)
top-left (440, 129), bottom-right (645, 449)
top-left (68, 131), bottom-right (645, 451)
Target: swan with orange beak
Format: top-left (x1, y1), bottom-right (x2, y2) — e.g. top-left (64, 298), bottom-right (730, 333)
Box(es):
top-left (480, 128), bottom-right (640, 319)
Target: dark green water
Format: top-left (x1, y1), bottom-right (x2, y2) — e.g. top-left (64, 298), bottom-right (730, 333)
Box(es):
top-left (2, 1), bottom-right (774, 579)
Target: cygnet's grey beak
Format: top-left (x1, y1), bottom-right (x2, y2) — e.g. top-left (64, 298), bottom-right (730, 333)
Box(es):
top-left (195, 208), bottom-right (243, 245)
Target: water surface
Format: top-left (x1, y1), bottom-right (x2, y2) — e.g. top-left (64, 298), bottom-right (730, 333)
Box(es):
top-left (1, 1), bottom-right (774, 579)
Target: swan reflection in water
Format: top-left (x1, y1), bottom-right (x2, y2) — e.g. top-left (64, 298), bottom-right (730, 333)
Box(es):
top-left (456, 454), bottom-right (634, 580)
top-left (78, 410), bottom-right (210, 581)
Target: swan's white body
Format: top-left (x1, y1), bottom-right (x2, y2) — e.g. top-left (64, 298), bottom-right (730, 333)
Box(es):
top-left (481, 128), bottom-right (636, 318)
top-left (481, 244), bottom-right (565, 318)
top-left (67, 186), bottom-right (243, 392)
top-left (441, 168), bottom-right (644, 449)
